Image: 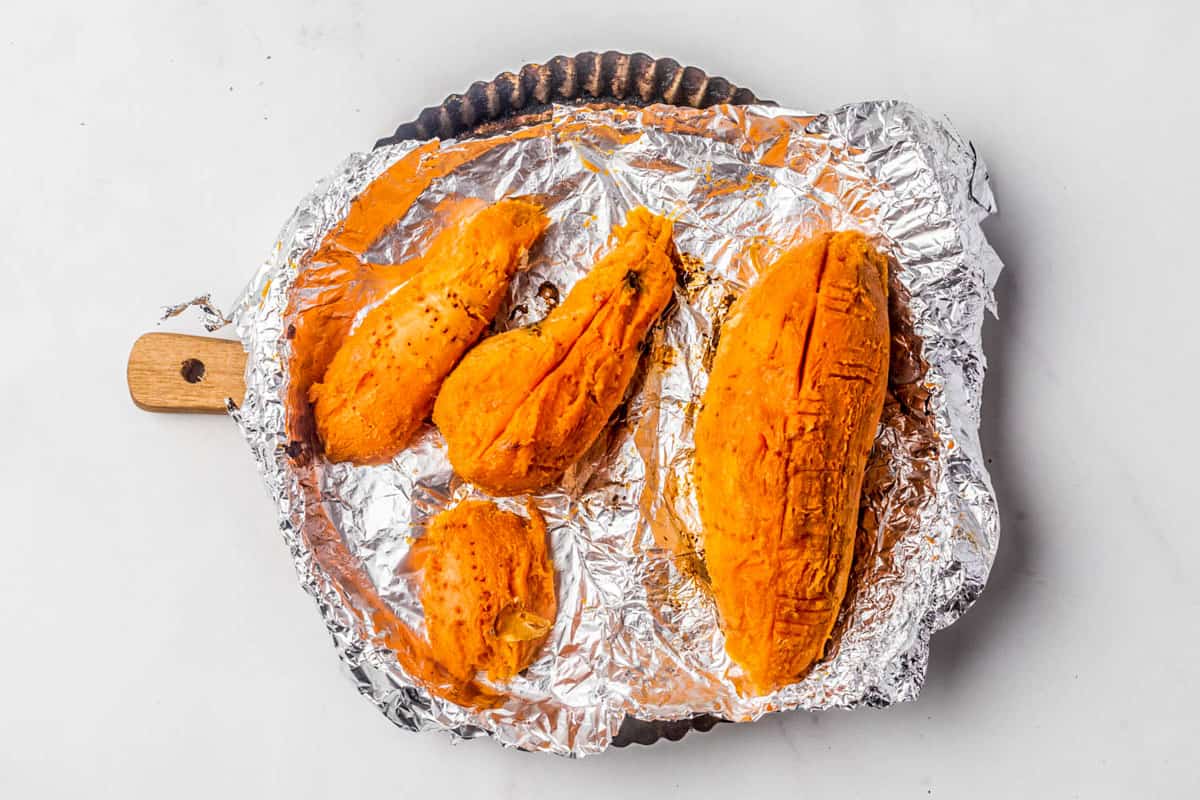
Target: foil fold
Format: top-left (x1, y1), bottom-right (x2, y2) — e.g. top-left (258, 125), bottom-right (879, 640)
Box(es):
top-left (230, 101), bottom-right (1001, 756)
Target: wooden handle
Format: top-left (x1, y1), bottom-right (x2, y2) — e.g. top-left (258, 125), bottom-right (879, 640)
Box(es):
top-left (127, 332), bottom-right (247, 413)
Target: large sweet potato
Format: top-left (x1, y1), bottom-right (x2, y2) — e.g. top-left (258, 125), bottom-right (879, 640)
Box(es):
top-left (694, 231), bottom-right (890, 692)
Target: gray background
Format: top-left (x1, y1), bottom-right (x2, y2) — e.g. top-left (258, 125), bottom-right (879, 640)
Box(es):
top-left (3, 1), bottom-right (1198, 797)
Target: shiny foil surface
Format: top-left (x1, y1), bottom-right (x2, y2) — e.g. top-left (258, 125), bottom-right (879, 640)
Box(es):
top-left (230, 102), bottom-right (1002, 756)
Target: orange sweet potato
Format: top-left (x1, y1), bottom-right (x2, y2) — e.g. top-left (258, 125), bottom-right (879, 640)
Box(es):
top-left (693, 231), bottom-right (890, 693)
top-left (309, 199), bottom-right (548, 464)
top-left (433, 208), bottom-right (678, 494)
top-left (411, 500), bottom-right (556, 685)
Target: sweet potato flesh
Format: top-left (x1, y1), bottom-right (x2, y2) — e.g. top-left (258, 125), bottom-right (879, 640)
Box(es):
top-left (433, 208), bottom-right (678, 494)
top-left (412, 500), bottom-right (556, 684)
top-left (693, 231), bottom-right (890, 692)
top-left (309, 199), bottom-right (548, 464)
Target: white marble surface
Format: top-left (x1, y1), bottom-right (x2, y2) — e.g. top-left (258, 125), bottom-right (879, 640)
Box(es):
top-left (3, 1), bottom-right (1198, 797)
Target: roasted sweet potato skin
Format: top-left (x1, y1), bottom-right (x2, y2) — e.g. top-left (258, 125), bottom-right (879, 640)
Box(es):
top-left (433, 208), bottom-right (678, 494)
top-left (411, 500), bottom-right (556, 685)
top-left (308, 199), bottom-right (548, 464)
top-left (693, 231), bottom-right (890, 693)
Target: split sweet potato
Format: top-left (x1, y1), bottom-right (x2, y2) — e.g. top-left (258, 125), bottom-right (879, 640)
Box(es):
top-left (411, 500), bottom-right (556, 686)
top-left (309, 199), bottom-right (548, 464)
top-left (433, 207), bottom-right (678, 494)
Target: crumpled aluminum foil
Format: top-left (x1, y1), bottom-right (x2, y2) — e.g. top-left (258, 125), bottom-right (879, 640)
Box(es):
top-left (229, 101), bottom-right (1002, 756)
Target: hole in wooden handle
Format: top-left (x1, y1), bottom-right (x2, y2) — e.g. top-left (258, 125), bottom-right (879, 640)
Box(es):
top-left (180, 358), bottom-right (206, 384)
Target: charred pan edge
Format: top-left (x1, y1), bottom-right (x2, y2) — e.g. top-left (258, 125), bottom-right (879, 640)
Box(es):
top-left (612, 714), bottom-right (726, 748)
top-left (374, 51), bottom-right (767, 148)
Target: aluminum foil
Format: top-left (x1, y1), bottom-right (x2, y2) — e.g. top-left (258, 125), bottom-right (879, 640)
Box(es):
top-left (230, 101), bottom-right (1002, 756)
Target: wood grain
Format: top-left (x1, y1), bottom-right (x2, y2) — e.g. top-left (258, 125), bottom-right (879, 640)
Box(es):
top-left (127, 332), bottom-right (247, 413)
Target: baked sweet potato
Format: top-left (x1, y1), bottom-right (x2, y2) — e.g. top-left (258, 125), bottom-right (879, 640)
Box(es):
top-left (433, 207), bottom-right (678, 494)
top-left (693, 231), bottom-right (890, 692)
top-left (411, 500), bottom-right (556, 685)
top-left (309, 199), bottom-right (548, 464)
